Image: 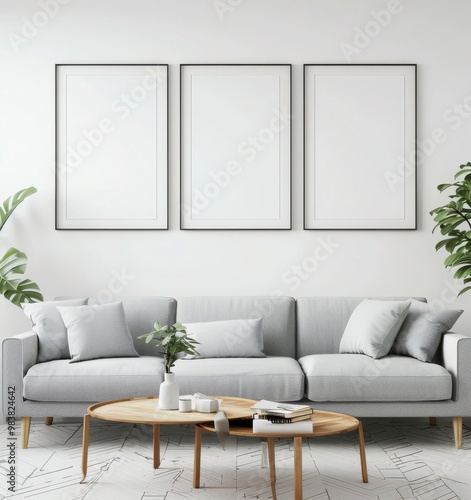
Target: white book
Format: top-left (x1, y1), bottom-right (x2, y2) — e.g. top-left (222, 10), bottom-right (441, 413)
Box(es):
top-left (253, 418), bottom-right (313, 435)
top-left (251, 400), bottom-right (312, 417)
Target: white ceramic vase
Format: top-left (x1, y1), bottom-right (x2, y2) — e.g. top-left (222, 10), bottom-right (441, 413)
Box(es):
top-left (158, 372), bottom-right (179, 410)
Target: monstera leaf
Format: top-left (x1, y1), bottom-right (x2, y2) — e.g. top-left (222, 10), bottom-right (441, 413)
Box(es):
top-left (0, 187), bottom-right (37, 230)
top-left (0, 247), bottom-right (43, 307)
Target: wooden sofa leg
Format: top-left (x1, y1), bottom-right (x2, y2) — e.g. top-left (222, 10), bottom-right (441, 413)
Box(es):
top-left (45, 417), bottom-right (53, 426)
top-left (429, 417), bottom-right (437, 426)
top-left (21, 417), bottom-right (32, 449)
top-left (453, 417), bottom-right (463, 449)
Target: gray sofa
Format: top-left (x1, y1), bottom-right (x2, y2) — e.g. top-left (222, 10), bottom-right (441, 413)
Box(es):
top-left (2, 296), bottom-right (470, 449)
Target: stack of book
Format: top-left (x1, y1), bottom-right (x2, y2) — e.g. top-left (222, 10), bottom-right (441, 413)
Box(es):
top-left (251, 400), bottom-right (314, 434)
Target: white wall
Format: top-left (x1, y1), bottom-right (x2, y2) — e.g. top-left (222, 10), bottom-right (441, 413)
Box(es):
top-left (1, 0), bottom-right (471, 338)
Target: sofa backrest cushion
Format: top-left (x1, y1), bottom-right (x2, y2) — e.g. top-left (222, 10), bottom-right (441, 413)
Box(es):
top-left (176, 296), bottom-right (296, 357)
top-left (120, 297), bottom-right (177, 356)
top-left (296, 296), bottom-right (425, 358)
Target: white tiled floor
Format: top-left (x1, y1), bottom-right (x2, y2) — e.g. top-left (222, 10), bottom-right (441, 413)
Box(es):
top-left (0, 418), bottom-right (470, 500)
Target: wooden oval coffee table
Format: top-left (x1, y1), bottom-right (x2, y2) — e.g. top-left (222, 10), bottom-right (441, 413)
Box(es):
top-left (194, 410), bottom-right (367, 500)
top-left (81, 396), bottom-right (255, 482)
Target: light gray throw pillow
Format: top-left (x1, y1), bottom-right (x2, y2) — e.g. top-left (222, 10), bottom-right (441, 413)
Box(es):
top-left (390, 299), bottom-right (463, 362)
top-left (339, 299), bottom-right (411, 359)
top-left (57, 301), bottom-right (139, 363)
top-left (182, 318), bottom-right (265, 359)
top-left (23, 298), bottom-right (88, 362)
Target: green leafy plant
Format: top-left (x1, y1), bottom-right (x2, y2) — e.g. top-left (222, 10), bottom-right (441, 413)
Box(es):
top-left (430, 162), bottom-right (471, 296)
top-left (0, 187), bottom-right (43, 306)
top-left (0, 187), bottom-right (38, 230)
top-left (138, 322), bottom-right (199, 373)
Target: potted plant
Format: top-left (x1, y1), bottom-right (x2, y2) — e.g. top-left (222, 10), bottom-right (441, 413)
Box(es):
top-left (138, 322), bottom-right (199, 409)
top-left (430, 161), bottom-right (471, 296)
top-left (0, 187), bottom-right (43, 306)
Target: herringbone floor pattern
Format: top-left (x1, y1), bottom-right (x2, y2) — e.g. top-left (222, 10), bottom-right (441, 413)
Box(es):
top-left (0, 418), bottom-right (470, 499)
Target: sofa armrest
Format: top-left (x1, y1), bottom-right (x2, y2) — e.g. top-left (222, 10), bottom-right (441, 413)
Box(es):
top-left (441, 331), bottom-right (471, 402)
top-left (2, 331), bottom-right (38, 416)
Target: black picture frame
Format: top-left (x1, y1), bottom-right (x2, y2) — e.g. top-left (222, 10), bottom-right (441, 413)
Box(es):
top-left (180, 64), bottom-right (292, 230)
top-left (303, 63), bottom-right (417, 230)
top-left (55, 63), bottom-right (169, 230)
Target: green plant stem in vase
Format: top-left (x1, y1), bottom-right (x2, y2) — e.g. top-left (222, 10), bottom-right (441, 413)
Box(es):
top-left (138, 322), bottom-right (199, 410)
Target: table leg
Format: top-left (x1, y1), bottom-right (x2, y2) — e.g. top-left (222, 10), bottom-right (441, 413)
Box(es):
top-left (153, 424), bottom-right (160, 469)
top-left (358, 422), bottom-right (368, 483)
top-left (81, 414), bottom-right (90, 483)
top-left (193, 425), bottom-right (203, 488)
top-left (267, 437), bottom-right (277, 500)
top-left (293, 437), bottom-right (303, 500)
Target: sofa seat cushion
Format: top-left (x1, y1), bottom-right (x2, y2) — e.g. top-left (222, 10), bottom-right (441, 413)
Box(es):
top-left (173, 356), bottom-right (304, 401)
top-left (23, 356), bottom-right (165, 402)
top-left (299, 354), bottom-right (452, 402)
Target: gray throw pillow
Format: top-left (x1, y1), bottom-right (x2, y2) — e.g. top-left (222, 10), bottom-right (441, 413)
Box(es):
top-left (23, 298), bottom-right (88, 362)
top-left (339, 299), bottom-right (411, 359)
top-left (390, 299), bottom-right (463, 362)
top-left (57, 301), bottom-right (139, 363)
top-left (182, 318), bottom-right (265, 359)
